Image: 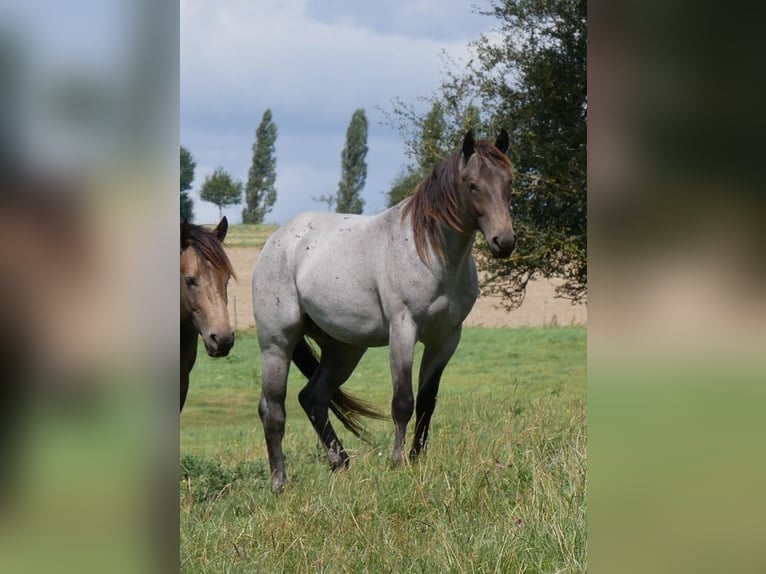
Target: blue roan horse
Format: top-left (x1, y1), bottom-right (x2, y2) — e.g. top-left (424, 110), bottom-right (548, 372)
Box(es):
top-left (252, 131), bottom-right (516, 490)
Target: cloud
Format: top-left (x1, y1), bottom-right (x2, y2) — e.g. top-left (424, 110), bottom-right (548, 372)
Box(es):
top-left (181, 0), bottom-right (492, 224)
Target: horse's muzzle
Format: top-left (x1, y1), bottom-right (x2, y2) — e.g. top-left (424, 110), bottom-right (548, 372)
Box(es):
top-left (489, 232), bottom-right (516, 258)
top-left (204, 331), bottom-right (234, 357)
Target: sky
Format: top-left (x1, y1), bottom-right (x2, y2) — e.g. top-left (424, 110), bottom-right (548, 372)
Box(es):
top-left (181, 0), bottom-right (495, 225)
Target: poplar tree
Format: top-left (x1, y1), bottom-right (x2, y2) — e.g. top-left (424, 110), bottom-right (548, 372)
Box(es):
top-left (242, 109), bottom-right (278, 223)
top-left (335, 108), bottom-right (368, 214)
top-left (180, 146), bottom-right (195, 221)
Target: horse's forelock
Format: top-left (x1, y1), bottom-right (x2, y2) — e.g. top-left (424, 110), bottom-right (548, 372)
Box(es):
top-left (184, 223), bottom-right (236, 279)
top-left (475, 140), bottom-right (514, 172)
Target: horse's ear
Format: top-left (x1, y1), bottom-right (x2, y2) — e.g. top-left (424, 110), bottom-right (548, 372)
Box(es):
top-left (462, 130), bottom-right (475, 161)
top-left (214, 216), bottom-right (228, 242)
top-left (495, 128), bottom-right (509, 154)
top-left (181, 219), bottom-right (191, 248)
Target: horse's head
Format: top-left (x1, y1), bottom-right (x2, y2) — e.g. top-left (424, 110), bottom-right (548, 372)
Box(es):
top-left (180, 217), bottom-right (235, 357)
top-left (458, 130), bottom-right (517, 258)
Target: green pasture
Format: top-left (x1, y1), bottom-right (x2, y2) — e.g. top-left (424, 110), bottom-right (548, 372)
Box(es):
top-left (181, 327), bottom-right (586, 573)
top-left (223, 223), bottom-right (279, 249)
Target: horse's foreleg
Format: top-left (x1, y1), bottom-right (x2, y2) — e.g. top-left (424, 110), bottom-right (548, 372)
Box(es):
top-left (180, 371), bottom-right (189, 412)
top-left (389, 314), bottom-right (417, 466)
top-left (411, 326), bottom-right (462, 458)
top-left (259, 349), bottom-right (291, 491)
top-left (180, 329), bottom-right (197, 412)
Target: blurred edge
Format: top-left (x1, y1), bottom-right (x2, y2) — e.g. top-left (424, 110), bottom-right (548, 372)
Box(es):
top-left (589, 1), bottom-right (766, 573)
top-left (5, 0), bottom-right (766, 572)
top-left (0, 2), bottom-right (178, 574)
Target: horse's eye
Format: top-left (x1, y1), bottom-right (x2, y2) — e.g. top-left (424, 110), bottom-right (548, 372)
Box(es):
top-left (469, 183), bottom-right (479, 193)
top-left (185, 276), bottom-right (198, 287)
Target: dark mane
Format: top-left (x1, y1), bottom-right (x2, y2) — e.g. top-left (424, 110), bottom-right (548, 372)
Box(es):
top-left (183, 223), bottom-right (236, 278)
top-left (401, 139), bottom-right (513, 264)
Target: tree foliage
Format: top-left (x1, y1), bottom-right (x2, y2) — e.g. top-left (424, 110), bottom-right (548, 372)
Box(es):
top-left (242, 109), bottom-right (278, 224)
top-left (387, 167), bottom-right (422, 208)
top-left (387, 0), bottom-right (586, 307)
top-left (335, 108), bottom-right (368, 214)
top-left (180, 146), bottom-right (195, 222)
top-left (200, 167), bottom-right (242, 220)
top-left (387, 101), bottom-right (455, 207)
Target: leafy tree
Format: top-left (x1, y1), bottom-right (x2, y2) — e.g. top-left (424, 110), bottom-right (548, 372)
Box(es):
top-left (180, 146), bottom-right (195, 221)
top-left (200, 167), bottom-right (242, 220)
top-left (387, 167), bottom-right (422, 208)
top-left (387, 0), bottom-right (586, 307)
top-left (387, 101), bottom-right (450, 207)
top-left (335, 108), bottom-right (368, 214)
top-left (242, 109), bottom-right (278, 223)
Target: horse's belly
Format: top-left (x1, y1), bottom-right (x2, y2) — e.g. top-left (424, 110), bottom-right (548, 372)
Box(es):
top-left (304, 299), bottom-right (390, 347)
top-left (299, 270), bottom-right (390, 347)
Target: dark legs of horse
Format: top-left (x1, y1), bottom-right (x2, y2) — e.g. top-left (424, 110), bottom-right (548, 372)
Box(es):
top-left (410, 327), bottom-right (462, 458)
top-left (180, 372), bottom-right (189, 412)
top-left (180, 327), bottom-right (198, 412)
top-left (298, 341), bottom-right (366, 470)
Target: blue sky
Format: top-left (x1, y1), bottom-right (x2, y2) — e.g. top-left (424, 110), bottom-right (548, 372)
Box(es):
top-left (181, 0), bottom-right (494, 225)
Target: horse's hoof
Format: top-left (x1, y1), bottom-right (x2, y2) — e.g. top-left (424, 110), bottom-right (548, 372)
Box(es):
top-left (270, 475), bottom-right (288, 493)
top-left (390, 451), bottom-right (408, 468)
top-left (328, 450), bottom-right (349, 471)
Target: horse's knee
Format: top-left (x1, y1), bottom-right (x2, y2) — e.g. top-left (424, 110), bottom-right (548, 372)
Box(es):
top-left (391, 391), bottom-right (414, 423)
top-left (258, 395), bottom-right (285, 431)
top-left (415, 392), bottom-right (438, 418)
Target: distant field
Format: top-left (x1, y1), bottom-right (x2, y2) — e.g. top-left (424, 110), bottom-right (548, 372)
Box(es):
top-left (223, 223), bottom-right (279, 248)
top-left (181, 327), bottom-right (586, 573)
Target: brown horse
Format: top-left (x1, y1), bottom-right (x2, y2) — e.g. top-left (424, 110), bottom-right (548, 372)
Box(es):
top-left (180, 217), bottom-right (235, 411)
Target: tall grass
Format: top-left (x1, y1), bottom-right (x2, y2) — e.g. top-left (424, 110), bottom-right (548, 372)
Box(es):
top-left (181, 327), bottom-right (586, 572)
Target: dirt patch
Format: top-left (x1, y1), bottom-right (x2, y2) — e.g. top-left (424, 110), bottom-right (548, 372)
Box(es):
top-left (225, 246), bottom-right (586, 331)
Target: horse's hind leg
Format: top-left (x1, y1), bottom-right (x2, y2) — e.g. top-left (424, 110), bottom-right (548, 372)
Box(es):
top-left (410, 326), bottom-right (462, 459)
top-left (259, 346), bottom-right (292, 490)
top-left (298, 341), bottom-right (366, 470)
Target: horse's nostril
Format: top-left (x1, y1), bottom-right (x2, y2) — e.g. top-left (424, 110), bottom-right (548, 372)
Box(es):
top-left (210, 333), bottom-right (219, 345)
top-left (491, 233), bottom-right (516, 254)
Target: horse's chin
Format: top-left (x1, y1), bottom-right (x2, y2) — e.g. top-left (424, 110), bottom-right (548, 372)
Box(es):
top-left (202, 332), bottom-right (234, 357)
top-left (488, 243), bottom-right (515, 259)
top-left (205, 345), bottom-right (231, 358)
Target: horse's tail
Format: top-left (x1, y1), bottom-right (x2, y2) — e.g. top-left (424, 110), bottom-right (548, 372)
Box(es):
top-left (291, 338), bottom-right (385, 442)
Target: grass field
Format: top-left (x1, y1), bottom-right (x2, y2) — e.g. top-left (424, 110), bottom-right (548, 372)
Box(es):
top-left (222, 223), bottom-right (279, 248)
top-left (181, 327), bottom-right (586, 573)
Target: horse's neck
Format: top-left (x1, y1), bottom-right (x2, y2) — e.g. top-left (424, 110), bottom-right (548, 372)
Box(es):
top-left (440, 226), bottom-right (477, 269)
top-left (180, 308), bottom-right (196, 333)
